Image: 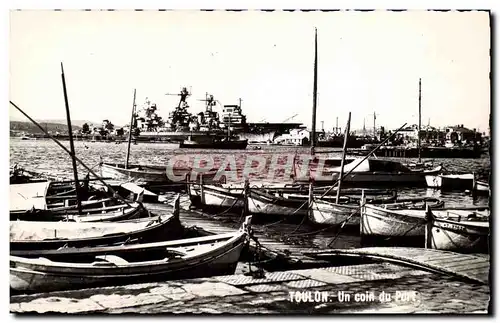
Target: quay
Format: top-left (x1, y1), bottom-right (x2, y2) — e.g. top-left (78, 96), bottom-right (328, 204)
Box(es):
top-left (11, 196), bottom-right (490, 314)
top-left (10, 263), bottom-right (489, 314)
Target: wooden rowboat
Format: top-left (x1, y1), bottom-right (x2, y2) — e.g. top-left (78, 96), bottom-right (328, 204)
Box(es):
top-left (10, 196), bottom-right (183, 252)
top-left (309, 199), bottom-right (360, 226)
top-left (425, 209), bottom-right (489, 253)
top-left (100, 163), bottom-right (171, 184)
top-left (247, 189), bottom-right (307, 217)
top-left (310, 196), bottom-right (444, 227)
top-left (187, 182), bottom-right (244, 209)
top-left (10, 181), bottom-right (147, 222)
top-left (361, 203), bottom-right (489, 238)
top-left (101, 163), bottom-right (221, 187)
top-left (10, 216), bottom-right (252, 293)
top-left (474, 180), bottom-right (490, 196)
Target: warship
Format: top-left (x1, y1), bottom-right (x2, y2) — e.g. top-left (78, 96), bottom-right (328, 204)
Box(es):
top-left (132, 87), bottom-right (302, 144)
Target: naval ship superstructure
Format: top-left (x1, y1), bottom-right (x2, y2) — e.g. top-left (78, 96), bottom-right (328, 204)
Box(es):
top-left (133, 87), bottom-right (302, 143)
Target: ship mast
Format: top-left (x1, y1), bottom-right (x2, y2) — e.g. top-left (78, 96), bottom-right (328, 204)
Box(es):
top-left (418, 78), bottom-right (422, 163)
top-left (60, 63), bottom-right (82, 214)
top-left (125, 89), bottom-right (136, 169)
top-left (311, 28), bottom-right (318, 155)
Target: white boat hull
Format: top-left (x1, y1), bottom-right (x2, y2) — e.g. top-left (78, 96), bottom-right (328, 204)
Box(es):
top-left (201, 186), bottom-right (244, 208)
top-left (360, 204), bottom-right (425, 237)
top-left (10, 230), bottom-right (248, 293)
top-left (101, 163), bottom-right (167, 184)
top-left (310, 201), bottom-right (360, 226)
top-left (427, 218), bottom-right (489, 252)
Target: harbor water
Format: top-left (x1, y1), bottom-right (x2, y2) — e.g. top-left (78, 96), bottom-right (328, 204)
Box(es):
top-left (10, 138), bottom-right (490, 251)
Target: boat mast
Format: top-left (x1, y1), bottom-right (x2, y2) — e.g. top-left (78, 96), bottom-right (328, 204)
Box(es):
top-left (418, 78), bottom-right (422, 163)
top-left (373, 111), bottom-right (376, 139)
top-left (60, 62), bottom-right (82, 213)
top-left (311, 27), bottom-right (318, 155)
top-left (227, 112), bottom-right (231, 139)
top-left (125, 88), bottom-right (137, 169)
top-left (336, 112), bottom-right (351, 204)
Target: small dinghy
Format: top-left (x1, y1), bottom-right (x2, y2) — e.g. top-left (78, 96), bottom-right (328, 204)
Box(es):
top-left (10, 216), bottom-right (252, 293)
top-left (10, 181), bottom-right (147, 222)
top-left (10, 196), bottom-right (183, 252)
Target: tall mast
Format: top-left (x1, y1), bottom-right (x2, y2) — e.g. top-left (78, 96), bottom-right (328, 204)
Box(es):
top-left (418, 78), bottom-right (422, 163)
top-left (125, 89), bottom-right (137, 169)
top-left (60, 62), bottom-right (82, 213)
top-left (311, 28), bottom-right (318, 154)
top-left (336, 112), bottom-right (351, 204)
top-left (373, 111), bottom-right (376, 138)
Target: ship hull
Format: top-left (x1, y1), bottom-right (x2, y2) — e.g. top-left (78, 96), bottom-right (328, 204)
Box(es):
top-left (351, 146), bottom-right (483, 158)
top-left (179, 140), bottom-right (248, 150)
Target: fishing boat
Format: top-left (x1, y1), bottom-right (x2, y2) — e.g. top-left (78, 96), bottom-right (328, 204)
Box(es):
top-left (272, 190), bottom-right (398, 205)
top-left (309, 196), bottom-right (444, 227)
top-left (187, 181), bottom-right (245, 209)
top-left (188, 181), bottom-right (311, 218)
top-left (179, 135), bottom-right (248, 149)
top-left (10, 216), bottom-right (252, 293)
top-left (10, 181), bottom-right (147, 222)
top-left (425, 173), bottom-right (474, 190)
top-left (360, 203), bottom-right (488, 238)
top-left (10, 196), bottom-right (183, 252)
top-left (247, 188), bottom-right (307, 217)
top-left (293, 158), bottom-right (442, 187)
top-left (100, 163), bottom-right (171, 184)
top-left (100, 162), bottom-right (221, 187)
top-left (425, 209), bottom-right (489, 252)
top-left (309, 199), bottom-right (360, 226)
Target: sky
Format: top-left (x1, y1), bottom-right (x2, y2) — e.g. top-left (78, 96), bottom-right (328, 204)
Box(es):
top-left (9, 10), bottom-right (491, 133)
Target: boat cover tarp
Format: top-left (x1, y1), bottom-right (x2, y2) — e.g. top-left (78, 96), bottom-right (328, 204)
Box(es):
top-left (10, 220), bottom-right (148, 241)
top-left (10, 182), bottom-right (50, 212)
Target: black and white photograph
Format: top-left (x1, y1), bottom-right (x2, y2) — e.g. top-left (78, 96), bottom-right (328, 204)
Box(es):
top-left (8, 6), bottom-right (492, 315)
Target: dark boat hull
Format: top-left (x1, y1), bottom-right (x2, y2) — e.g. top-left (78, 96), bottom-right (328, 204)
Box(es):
top-left (10, 232), bottom-right (248, 293)
top-left (179, 139), bottom-right (248, 149)
top-left (351, 146), bottom-right (483, 159)
top-left (10, 214), bottom-right (183, 253)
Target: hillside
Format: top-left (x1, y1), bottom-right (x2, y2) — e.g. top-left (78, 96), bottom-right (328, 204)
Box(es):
top-left (10, 121), bottom-right (82, 134)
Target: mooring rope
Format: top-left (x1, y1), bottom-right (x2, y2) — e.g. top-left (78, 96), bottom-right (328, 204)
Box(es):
top-left (326, 210), bottom-right (359, 247)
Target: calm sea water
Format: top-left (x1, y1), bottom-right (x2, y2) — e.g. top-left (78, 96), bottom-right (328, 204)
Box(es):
top-left (9, 138), bottom-right (491, 250)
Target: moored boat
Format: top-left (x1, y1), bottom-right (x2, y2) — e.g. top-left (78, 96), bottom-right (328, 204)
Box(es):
top-left (309, 199), bottom-right (360, 226)
top-left (425, 173), bottom-right (474, 190)
top-left (100, 163), bottom-right (170, 184)
top-left (293, 158), bottom-right (442, 187)
top-left (247, 188), bottom-right (307, 217)
top-left (10, 196), bottom-right (183, 252)
top-left (425, 209), bottom-right (489, 253)
top-left (310, 196), bottom-right (444, 227)
top-left (10, 216), bottom-right (252, 293)
top-left (10, 181), bottom-right (147, 222)
top-left (361, 203), bottom-right (489, 238)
